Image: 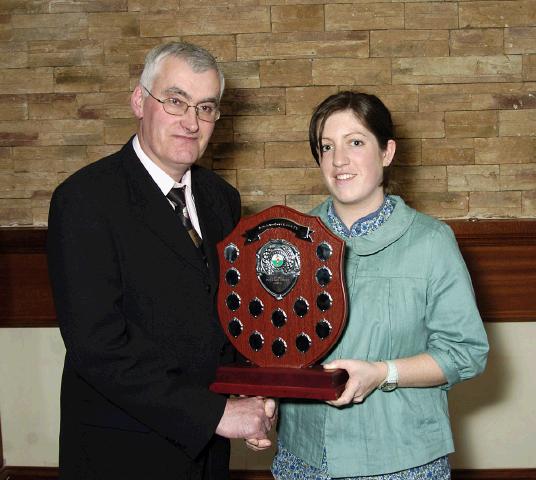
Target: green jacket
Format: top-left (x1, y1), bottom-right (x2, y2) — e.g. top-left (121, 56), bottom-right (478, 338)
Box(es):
top-left (277, 196), bottom-right (489, 477)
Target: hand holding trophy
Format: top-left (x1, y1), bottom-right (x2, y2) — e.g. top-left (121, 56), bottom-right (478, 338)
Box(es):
top-left (210, 205), bottom-right (348, 400)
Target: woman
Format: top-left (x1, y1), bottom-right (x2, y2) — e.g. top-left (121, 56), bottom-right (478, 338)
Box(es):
top-left (256, 92), bottom-right (489, 479)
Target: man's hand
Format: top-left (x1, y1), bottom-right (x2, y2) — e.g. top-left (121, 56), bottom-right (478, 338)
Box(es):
top-left (215, 396), bottom-right (276, 440)
top-left (244, 398), bottom-right (277, 451)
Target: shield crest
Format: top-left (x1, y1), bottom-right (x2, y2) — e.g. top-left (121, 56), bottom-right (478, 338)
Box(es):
top-left (217, 205), bottom-right (347, 368)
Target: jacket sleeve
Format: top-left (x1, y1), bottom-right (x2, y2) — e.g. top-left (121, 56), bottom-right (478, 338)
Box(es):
top-left (47, 180), bottom-right (228, 459)
top-left (424, 223), bottom-right (489, 390)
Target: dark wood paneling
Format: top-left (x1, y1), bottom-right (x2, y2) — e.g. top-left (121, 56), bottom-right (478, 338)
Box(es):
top-left (449, 220), bottom-right (536, 322)
top-left (1, 467), bottom-right (535, 480)
top-left (0, 229), bottom-right (55, 328)
top-left (1, 221), bottom-right (535, 328)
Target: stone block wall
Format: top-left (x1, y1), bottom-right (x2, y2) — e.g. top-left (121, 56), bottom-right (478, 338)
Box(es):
top-left (1, 0), bottom-right (535, 225)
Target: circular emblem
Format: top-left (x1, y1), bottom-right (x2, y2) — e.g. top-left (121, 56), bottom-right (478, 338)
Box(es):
top-left (256, 239), bottom-right (300, 300)
top-left (271, 253), bottom-right (285, 268)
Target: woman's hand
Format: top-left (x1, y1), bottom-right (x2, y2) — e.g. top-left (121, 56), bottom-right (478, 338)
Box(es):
top-left (324, 359), bottom-right (387, 407)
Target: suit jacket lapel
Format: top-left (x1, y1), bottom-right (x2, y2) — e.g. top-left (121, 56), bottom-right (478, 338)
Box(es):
top-left (121, 141), bottom-right (207, 274)
top-left (192, 171), bottom-right (222, 287)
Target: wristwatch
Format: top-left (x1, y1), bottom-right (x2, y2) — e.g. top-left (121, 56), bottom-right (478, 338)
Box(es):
top-left (378, 360), bottom-right (398, 392)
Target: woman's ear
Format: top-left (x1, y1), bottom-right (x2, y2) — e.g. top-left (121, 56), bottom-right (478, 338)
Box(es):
top-left (130, 85), bottom-right (144, 119)
top-left (382, 139), bottom-right (396, 167)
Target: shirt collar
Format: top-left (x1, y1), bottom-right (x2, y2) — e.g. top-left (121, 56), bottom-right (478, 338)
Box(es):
top-left (132, 135), bottom-right (192, 195)
top-left (327, 196), bottom-right (395, 238)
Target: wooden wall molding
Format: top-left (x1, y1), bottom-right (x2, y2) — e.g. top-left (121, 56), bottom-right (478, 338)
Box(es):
top-left (1, 221), bottom-right (535, 328)
top-left (1, 467), bottom-right (536, 480)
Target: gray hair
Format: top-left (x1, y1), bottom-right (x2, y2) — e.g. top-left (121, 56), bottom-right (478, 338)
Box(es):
top-left (140, 41), bottom-right (225, 100)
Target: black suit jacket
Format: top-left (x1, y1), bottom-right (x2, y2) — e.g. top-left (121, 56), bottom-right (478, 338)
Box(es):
top-left (47, 139), bottom-right (241, 479)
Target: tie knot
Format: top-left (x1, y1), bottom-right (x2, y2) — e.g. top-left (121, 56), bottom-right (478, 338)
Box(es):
top-left (167, 186), bottom-right (186, 208)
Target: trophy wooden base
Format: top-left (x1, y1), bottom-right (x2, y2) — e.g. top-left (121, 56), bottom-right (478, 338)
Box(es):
top-left (210, 363), bottom-right (349, 400)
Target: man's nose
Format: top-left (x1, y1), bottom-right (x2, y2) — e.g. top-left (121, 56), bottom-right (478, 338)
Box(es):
top-left (180, 105), bottom-right (200, 133)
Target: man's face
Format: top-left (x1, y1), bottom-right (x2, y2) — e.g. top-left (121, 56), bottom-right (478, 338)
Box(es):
top-left (131, 56), bottom-right (221, 180)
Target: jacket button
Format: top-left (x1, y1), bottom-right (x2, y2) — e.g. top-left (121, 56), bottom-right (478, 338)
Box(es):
top-left (205, 284), bottom-right (211, 293)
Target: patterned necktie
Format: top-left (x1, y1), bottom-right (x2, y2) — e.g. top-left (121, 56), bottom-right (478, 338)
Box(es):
top-left (167, 186), bottom-right (203, 249)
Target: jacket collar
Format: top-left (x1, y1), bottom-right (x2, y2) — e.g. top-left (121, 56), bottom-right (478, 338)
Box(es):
top-left (311, 195), bottom-right (417, 256)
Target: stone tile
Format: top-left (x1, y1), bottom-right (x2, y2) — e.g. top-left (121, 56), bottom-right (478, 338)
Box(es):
top-left (523, 54), bottom-right (536, 81)
top-left (392, 112), bottom-right (444, 139)
top-left (418, 83), bottom-right (536, 112)
top-left (260, 59), bottom-right (312, 87)
top-left (50, 0), bottom-right (128, 13)
top-left (103, 118), bottom-right (137, 145)
top-left (459, 1), bottom-right (536, 28)
top-left (499, 110), bottom-right (536, 136)
top-left (0, 198), bottom-right (33, 226)
top-left (403, 192), bottom-right (469, 219)
top-left (181, 35), bottom-right (237, 63)
top-left (351, 85), bottom-right (419, 112)
top-left (88, 12), bottom-right (139, 39)
top-left (500, 163), bottom-right (536, 191)
top-left (422, 138), bottom-right (475, 165)
top-left (87, 144), bottom-right (123, 162)
top-left (11, 13), bottom-right (88, 42)
top-left (0, 119), bottom-right (103, 146)
top-left (241, 194), bottom-right (286, 216)
top-left (271, 4), bottom-right (324, 33)
top-left (448, 165), bottom-right (500, 192)
top-left (234, 114), bottom-right (309, 143)
top-left (390, 165), bottom-right (447, 193)
top-left (0, 94), bottom-right (27, 121)
top-left (0, 67), bottom-right (53, 94)
top-left (237, 167), bottom-right (327, 195)
top-left (313, 58), bottom-right (391, 86)
top-left (75, 92), bottom-right (134, 119)
top-left (445, 111), bottom-right (498, 138)
top-left (13, 145), bottom-right (87, 173)
top-left (103, 37), bottom-right (163, 66)
top-left (393, 139), bottom-right (421, 166)
top-left (237, 31), bottom-right (369, 61)
top-left (522, 190), bottom-right (536, 215)
top-left (0, 147), bottom-right (13, 172)
top-left (220, 61), bottom-right (260, 89)
top-left (325, 3), bottom-right (404, 31)
top-left (27, 93), bottom-right (78, 120)
top-left (28, 39), bottom-right (103, 67)
top-left (286, 86), bottom-right (338, 115)
top-left (220, 88), bottom-right (285, 116)
top-left (212, 142), bottom-right (264, 170)
top-left (265, 141), bottom-right (313, 168)
top-left (449, 28), bottom-right (504, 56)
top-left (286, 194), bottom-right (328, 214)
top-left (475, 137), bottom-right (535, 164)
top-left (405, 2), bottom-right (458, 29)
top-left (0, 41), bottom-right (27, 68)
top-left (393, 56), bottom-right (522, 84)
top-left (139, 7), bottom-right (270, 36)
top-left (505, 27), bottom-right (536, 54)
top-left (54, 65), bottom-right (130, 93)
top-left (211, 117), bottom-right (234, 144)
top-left (371, 30), bottom-right (449, 58)
top-left (127, 0), bottom-right (178, 12)
top-left (469, 191), bottom-right (521, 217)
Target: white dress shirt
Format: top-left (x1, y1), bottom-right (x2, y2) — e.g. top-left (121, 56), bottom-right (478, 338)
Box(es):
top-left (133, 135), bottom-right (203, 238)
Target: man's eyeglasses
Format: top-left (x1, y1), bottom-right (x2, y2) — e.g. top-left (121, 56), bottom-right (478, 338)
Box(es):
top-left (143, 86), bottom-right (220, 123)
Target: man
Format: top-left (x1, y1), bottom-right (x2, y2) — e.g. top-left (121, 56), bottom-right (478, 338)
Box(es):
top-left (47, 42), bottom-right (275, 480)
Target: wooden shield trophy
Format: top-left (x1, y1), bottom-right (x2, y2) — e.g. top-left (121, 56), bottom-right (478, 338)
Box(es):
top-left (210, 205), bottom-right (348, 400)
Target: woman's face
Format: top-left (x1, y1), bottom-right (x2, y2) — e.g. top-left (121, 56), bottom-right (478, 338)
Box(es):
top-left (318, 109), bottom-right (395, 224)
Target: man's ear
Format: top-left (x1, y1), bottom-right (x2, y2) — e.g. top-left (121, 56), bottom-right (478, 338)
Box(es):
top-left (382, 139), bottom-right (396, 167)
top-left (131, 85), bottom-right (144, 119)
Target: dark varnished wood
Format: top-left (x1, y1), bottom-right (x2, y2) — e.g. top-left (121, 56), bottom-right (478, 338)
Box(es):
top-left (1, 220), bottom-right (535, 328)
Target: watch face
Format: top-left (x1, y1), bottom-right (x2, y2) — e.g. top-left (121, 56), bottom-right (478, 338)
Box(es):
top-left (380, 382), bottom-right (397, 392)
